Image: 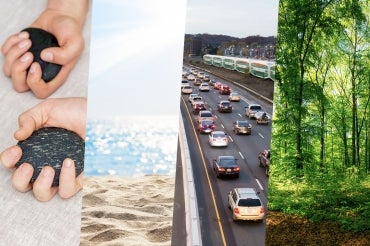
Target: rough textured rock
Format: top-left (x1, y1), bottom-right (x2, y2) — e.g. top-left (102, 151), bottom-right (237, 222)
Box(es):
top-left (15, 127), bottom-right (85, 186)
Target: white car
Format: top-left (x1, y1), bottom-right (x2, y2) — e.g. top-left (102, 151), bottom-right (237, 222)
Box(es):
top-left (228, 92), bottom-right (241, 102)
top-left (187, 74), bottom-right (195, 81)
top-left (228, 188), bottom-right (265, 222)
top-left (199, 83), bottom-right (210, 92)
top-left (245, 104), bottom-right (262, 119)
top-left (208, 131), bottom-right (228, 147)
top-left (181, 85), bottom-right (193, 94)
top-left (188, 93), bottom-right (199, 103)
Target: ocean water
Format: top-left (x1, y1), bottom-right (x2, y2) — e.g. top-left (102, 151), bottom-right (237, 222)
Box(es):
top-left (84, 116), bottom-right (179, 177)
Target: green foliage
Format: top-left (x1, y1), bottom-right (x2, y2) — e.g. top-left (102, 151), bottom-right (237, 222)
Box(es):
top-left (268, 173), bottom-right (370, 232)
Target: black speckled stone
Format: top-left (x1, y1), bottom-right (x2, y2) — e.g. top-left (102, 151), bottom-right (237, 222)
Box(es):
top-left (22, 27), bottom-right (62, 82)
top-left (15, 127), bottom-right (85, 187)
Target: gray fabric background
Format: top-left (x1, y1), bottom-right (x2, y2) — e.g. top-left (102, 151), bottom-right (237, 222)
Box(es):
top-left (0, 1), bottom-right (91, 245)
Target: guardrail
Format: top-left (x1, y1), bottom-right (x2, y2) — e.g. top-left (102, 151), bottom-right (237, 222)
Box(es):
top-left (179, 115), bottom-right (202, 246)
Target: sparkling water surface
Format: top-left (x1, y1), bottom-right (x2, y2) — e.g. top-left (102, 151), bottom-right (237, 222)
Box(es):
top-left (84, 116), bottom-right (179, 177)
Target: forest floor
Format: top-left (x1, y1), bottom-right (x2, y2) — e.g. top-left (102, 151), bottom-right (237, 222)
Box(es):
top-left (184, 58), bottom-right (370, 246)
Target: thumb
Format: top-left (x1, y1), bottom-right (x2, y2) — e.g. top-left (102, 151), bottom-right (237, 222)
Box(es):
top-left (14, 114), bottom-right (38, 141)
top-left (40, 36), bottom-right (84, 65)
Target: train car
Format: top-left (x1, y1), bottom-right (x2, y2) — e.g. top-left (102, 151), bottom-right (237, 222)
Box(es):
top-left (222, 57), bottom-right (236, 70)
top-left (203, 54), bottom-right (213, 65)
top-left (201, 55), bottom-right (275, 81)
top-left (235, 58), bottom-right (250, 74)
top-left (212, 56), bottom-right (223, 67)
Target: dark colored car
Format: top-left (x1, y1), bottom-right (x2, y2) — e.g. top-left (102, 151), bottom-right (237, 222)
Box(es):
top-left (213, 155), bottom-right (240, 178)
top-left (220, 85), bottom-right (231, 95)
top-left (217, 100), bottom-right (233, 113)
top-left (233, 120), bottom-right (252, 135)
top-left (197, 119), bottom-right (216, 134)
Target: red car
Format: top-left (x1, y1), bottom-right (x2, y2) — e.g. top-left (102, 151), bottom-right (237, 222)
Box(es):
top-left (214, 81), bottom-right (222, 90)
top-left (192, 101), bottom-right (206, 115)
top-left (220, 85), bottom-right (231, 95)
top-left (197, 119), bottom-right (216, 134)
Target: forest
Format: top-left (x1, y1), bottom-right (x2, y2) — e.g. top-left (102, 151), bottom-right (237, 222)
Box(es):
top-left (269, 0), bottom-right (370, 234)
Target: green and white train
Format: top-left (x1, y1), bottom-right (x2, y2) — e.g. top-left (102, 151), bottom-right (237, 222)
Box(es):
top-left (203, 54), bottom-right (275, 81)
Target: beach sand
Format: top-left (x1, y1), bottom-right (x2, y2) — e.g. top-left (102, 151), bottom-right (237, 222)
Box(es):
top-left (80, 175), bottom-right (175, 246)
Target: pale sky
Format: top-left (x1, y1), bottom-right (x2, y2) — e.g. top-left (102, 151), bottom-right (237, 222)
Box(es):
top-left (185, 0), bottom-right (279, 38)
top-left (86, 0), bottom-right (279, 118)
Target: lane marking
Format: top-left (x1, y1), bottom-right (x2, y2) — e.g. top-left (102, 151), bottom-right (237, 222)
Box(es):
top-left (256, 179), bottom-right (264, 190)
top-left (181, 97), bottom-right (227, 246)
top-left (258, 133), bottom-right (264, 139)
top-left (238, 152), bottom-right (245, 160)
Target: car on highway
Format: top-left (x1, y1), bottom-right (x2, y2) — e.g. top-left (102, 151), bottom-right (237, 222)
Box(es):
top-left (214, 81), bottom-right (222, 90)
top-left (181, 85), bottom-right (193, 94)
top-left (213, 155), bottom-right (240, 178)
top-left (209, 79), bottom-right (217, 86)
top-left (228, 92), bottom-right (241, 102)
top-left (181, 79), bottom-right (190, 88)
top-left (220, 85), bottom-right (231, 95)
top-left (197, 110), bottom-right (215, 123)
top-left (188, 93), bottom-right (199, 103)
top-left (190, 95), bottom-right (203, 106)
top-left (203, 74), bottom-right (210, 82)
top-left (233, 120), bottom-right (252, 135)
top-left (187, 74), bottom-right (195, 81)
top-left (255, 111), bottom-right (270, 125)
top-left (258, 149), bottom-right (270, 176)
top-left (190, 68), bottom-right (198, 75)
top-left (246, 104), bottom-right (262, 119)
top-left (194, 78), bottom-right (202, 86)
top-left (199, 82), bottom-right (210, 92)
top-left (197, 71), bottom-right (205, 78)
top-left (208, 131), bottom-right (228, 147)
top-left (197, 119), bottom-right (216, 134)
top-left (217, 100), bottom-right (233, 113)
top-left (192, 101), bottom-right (206, 115)
top-left (227, 188), bottom-right (265, 222)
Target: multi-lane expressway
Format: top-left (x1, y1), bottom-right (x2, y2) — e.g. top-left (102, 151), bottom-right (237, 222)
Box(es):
top-left (174, 66), bottom-right (273, 246)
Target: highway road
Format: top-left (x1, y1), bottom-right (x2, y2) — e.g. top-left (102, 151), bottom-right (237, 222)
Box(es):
top-left (179, 66), bottom-right (273, 246)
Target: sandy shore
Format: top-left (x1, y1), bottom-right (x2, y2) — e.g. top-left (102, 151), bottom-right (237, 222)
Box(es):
top-left (80, 175), bottom-right (175, 246)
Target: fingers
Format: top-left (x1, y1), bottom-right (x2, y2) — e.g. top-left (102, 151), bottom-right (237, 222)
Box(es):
top-left (58, 158), bottom-right (83, 199)
top-left (32, 166), bottom-right (58, 202)
top-left (2, 32), bottom-right (31, 78)
top-left (26, 63), bottom-right (74, 99)
top-left (11, 163), bottom-right (33, 193)
top-left (0, 145), bottom-right (22, 169)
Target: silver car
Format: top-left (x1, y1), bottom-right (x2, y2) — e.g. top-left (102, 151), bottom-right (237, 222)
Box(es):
top-left (228, 188), bottom-right (265, 221)
top-left (208, 131), bottom-right (228, 147)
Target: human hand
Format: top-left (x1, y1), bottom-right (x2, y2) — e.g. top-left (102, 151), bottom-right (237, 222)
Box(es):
top-left (0, 97), bottom-right (87, 202)
top-left (1, 0), bottom-right (89, 99)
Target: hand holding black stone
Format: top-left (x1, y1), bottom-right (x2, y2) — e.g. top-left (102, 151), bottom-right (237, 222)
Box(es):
top-left (15, 127), bottom-right (85, 187)
top-left (22, 27), bottom-right (62, 82)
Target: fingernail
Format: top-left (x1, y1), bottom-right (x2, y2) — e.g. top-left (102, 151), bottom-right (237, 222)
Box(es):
top-left (41, 167), bottom-right (54, 177)
top-left (20, 164), bottom-right (32, 175)
top-left (18, 40), bottom-right (29, 49)
top-left (20, 53), bottom-right (31, 62)
top-left (29, 63), bottom-right (37, 73)
top-left (18, 32), bottom-right (28, 39)
top-left (43, 52), bottom-right (53, 61)
top-left (63, 159), bottom-right (73, 168)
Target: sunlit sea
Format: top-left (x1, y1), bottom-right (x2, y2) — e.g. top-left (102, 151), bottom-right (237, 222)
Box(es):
top-left (84, 116), bottom-right (179, 177)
